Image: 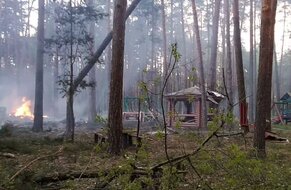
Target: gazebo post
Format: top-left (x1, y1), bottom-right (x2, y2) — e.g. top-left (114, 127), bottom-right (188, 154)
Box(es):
top-left (198, 98), bottom-right (201, 128)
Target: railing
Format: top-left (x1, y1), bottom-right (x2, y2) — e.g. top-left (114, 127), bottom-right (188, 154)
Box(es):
top-left (169, 113), bottom-right (199, 128)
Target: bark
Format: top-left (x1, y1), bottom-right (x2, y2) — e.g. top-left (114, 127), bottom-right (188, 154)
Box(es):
top-left (87, 0), bottom-right (97, 124)
top-left (209, 0), bottom-right (221, 91)
top-left (88, 67), bottom-right (97, 123)
top-left (150, 0), bottom-right (155, 70)
top-left (180, 0), bottom-right (188, 88)
top-left (32, 0), bottom-right (45, 132)
top-left (161, 0), bottom-right (168, 92)
top-left (233, 0), bottom-right (247, 131)
top-left (224, 0), bottom-right (233, 110)
top-left (73, 0), bottom-right (142, 92)
top-left (265, 0), bottom-right (277, 132)
top-left (253, 0), bottom-right (257, 119)
top-left (273, 46), bottom-right (279, 101)
top-left (105, 0), bottom-right (112, 113)
top-left (191, 0), bottom-right (207, 129)
top-left (249, 0), bottom-right (254, 123)
top-left (277, 1), bottom-right (286, 100)
top-left (53, 48), bottom-right (59, 119)
top-left (108, 0), bottom-right (127, 155)
top-left (64, 0), bottom-right (75, 142)
top-left (254, 0), bottom-right (277, 158)
top-left (170, 0), bottom-right (174, 43)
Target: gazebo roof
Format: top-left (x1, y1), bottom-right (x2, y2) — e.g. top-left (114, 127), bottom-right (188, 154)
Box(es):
top-left (280, 92), bottom-right (291, 101)
top-left (165, 86), bottom-right (224, 104)
top-left (165, 86), bottom-right (202, 97)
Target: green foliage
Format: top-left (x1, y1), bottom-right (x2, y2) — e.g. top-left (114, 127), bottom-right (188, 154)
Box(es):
top-left (63, 141), bottom-right (92, 153)
top-left (189, 67), bottom-right (197, 83)
top-left (0, 123), bottom-right (13, 137)
top-left (155, 131), bottom-right (165, 140)
top-left (95, 115), bottom-right (107, 125)
top-left (45, 1), bottom-right (107, 95)
top-left (175, 120), bottom-right (182, 129)
top-left (171, 43), bottom-right (181, 62)
top-left (186, 95), bottom-right (196, 103)
top-left (0, 139), bottom-right (33, 154)
top-left (160, 167), bottom-right (181, 190)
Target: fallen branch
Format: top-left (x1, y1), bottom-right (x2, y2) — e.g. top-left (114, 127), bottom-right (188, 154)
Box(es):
top-left (9, 146), bottom-right (63, 182)
top-left (35, 171), bottom-right (102, 184)
top-left (77, 148), bottom-right (95, 180)
top-left (215, 132), bottom-right (244, 138)
top-left (35, 169), bottom-right (148, 185)
top-left (0, 152), bottom-right (16, 158)
top-left (151, 121), bottom-right (225, 171)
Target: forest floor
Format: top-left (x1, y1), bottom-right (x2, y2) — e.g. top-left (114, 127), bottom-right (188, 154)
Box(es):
top-left (0, 122), bottom-right (291, 190)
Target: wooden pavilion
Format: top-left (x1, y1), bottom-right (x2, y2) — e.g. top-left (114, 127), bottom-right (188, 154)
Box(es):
top-left (165, 86), bottom-right (224, 129)
top-left (274, 92), bottom-right (291, 124)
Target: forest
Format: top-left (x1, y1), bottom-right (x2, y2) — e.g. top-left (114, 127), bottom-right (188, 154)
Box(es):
top-left (1, 0), bottom-right (291, 189)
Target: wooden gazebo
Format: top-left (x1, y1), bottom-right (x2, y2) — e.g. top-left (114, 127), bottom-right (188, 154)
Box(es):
top-left (165, 86), bottom-right (224, 129)
top-left (274, 92), bottom-right (291, 124)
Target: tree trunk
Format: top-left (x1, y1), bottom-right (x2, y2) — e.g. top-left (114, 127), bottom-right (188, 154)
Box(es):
top-left (53, 48), bottom-right (59, 119)
top-left (254, 0), bottom-right (277, 158)
top-left (209, 0), bottom-right (221, 91)
top-left (87, 0), bottom-right (97, 124)
top-left (277, 1), bottom-right (286, 100)
top-left (249, 0), bottom-right (254, 123)
top-left (108, 0), bottom-right (127, 155)
top-left (233, 0), bottom-right (247, 132)
top-left (73, 0), bottom-right (142, 92)
top-left (161, 0), bottom-right (168, 92)
top-left (105, 0), bottom-right (112, 113)
top-left (32, 0), bottom-right (45, 132)
top-left (191, 0), bottom-right (207, 129)
top-left (65, 91), bottom-right (75, 141)
top-left (180, 0), bottom-right (188, 88)
top-left (273, 46), bottom-right (280, 101)
top-left (253, 0), bottom-right (257, 119)
top-left (64, 0), bottom-right (75, 142)
top-left (224, 0), bottom-right (233, 110)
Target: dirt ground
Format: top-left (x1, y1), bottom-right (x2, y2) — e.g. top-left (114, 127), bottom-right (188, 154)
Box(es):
top-left (0, 122), bottom-right (291, 190)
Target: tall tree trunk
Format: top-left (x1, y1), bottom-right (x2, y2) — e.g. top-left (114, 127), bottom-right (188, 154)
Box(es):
top-left (253, 0), bottom-right (257, 119)
top-left (170, 0), bottom-right (174, 43)
top-left (233, 0), bottom-right (247, 132)
top-left (53, 49), bottom-right (59, 119)
top-left (209, 0), bottom-right (221, 91)
top-left (87, 0), bottom-right (97, 124)
top-left (64, 0), bottom-right (75, 141)
top-left (265, 0), bottom-right (277, 132)
top-left (108, 0), bottom-right (127, 155)
top-left (32, 0), bottom-right (45, 132)
top-left (180, 0), bottom-right (188, 88)
top-left (105, 0), bottom-right (112, 112)
top-left (224, 0), bottom-right (233, 110)
top-left (278, 1), bottom-right (286, 100)
top-left (254, 0), bottom-right (277, 158)
top-left (73, 0), bottom-right (142, 91)
top-left (249, 0), bottom-right (254, 123)
top-left (273, 45), bottom-right (280, 101)
top-left (161, 0), bottom-right (168, 92)
top-left (191, 0), bottom-right (207, 129)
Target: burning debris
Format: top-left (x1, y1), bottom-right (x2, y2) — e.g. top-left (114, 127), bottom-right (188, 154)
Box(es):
top-left (13, 97), bottom-right (34, 119)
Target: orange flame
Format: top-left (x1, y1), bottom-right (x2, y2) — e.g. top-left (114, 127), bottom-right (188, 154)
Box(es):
top-left (14, 97), bottom-right (34, 119)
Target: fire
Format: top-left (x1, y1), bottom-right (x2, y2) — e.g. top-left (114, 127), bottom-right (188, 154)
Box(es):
top-left (14, 97), bottom-right (34, 119)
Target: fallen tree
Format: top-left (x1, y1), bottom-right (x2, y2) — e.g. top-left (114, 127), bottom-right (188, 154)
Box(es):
top-left (72, 0), bottom-right (142, 91)
top-left (33, 121), bottom-right (226, 188)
